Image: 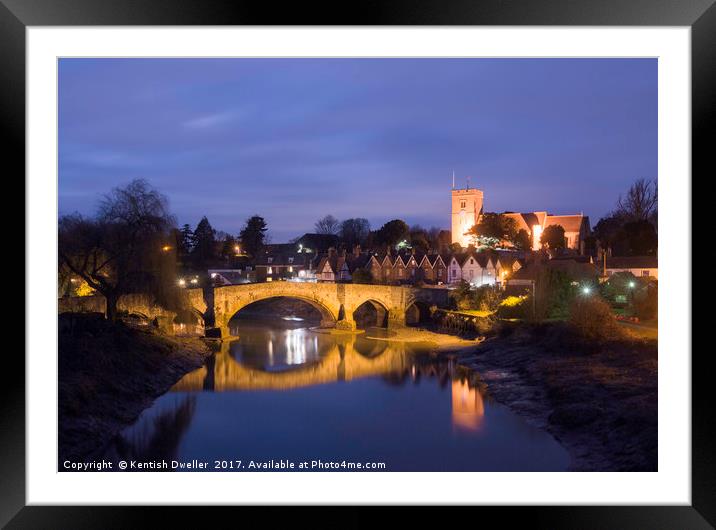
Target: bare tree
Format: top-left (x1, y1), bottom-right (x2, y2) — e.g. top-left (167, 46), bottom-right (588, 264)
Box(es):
top-left (59, 179), bottom-right (177, 321)
top-left (615, 178), bottom-right (658, 223)
top-left (314, 214), bottom-right (341, 235)
top-left (340, 218), bottom-right (371, 248)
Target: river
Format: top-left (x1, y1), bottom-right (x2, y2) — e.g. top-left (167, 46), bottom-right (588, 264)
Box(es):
top-left (100, 317), bottom-right (569, 471)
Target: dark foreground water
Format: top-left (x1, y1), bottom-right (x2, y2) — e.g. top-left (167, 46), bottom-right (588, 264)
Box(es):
top-left (100, 319), bottom-right (569, 471)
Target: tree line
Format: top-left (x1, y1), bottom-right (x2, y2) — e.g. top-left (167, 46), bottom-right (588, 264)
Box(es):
top-left (312, 215), bottom-right (452, 254)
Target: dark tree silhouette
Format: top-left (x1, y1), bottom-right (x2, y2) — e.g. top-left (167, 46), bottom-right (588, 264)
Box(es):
top-left (58, 179), bottom-right (176, 321)
top-left (314, 215), bottom-right (340, 235)
top-left (540, 224), bottom-right (566, 250)
top-left (615, 178), bottom-right (657, 223)
top-left (466, 213), bottom-right (518, 244)
top-left (375, 219), bottom-right (409, 248)
top-left (239, 215), bottom-right (268, 256)
top-left (191, 216), bottom-right (217, 268)
top-left (340, 218), bottom-right (371, 248)
top-left (513, 229), bottom-right (532, 250)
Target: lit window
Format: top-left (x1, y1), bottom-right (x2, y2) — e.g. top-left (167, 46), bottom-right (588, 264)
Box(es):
top-left (267, 267), bottom-right (273, 274)
top-left (288, 257), bottom-right (294, 264)
top-left (267, 257), bottom-right (273, 264)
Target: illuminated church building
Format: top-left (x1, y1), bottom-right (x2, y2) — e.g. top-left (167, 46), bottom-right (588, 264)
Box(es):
top-left (451, 180), bottom-right (590, 252)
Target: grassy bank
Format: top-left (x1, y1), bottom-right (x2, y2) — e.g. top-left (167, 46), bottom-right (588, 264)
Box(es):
top-left (59, 313), bottom-right (211, 464)
top-left (457, 322), bottom-right (657, 471)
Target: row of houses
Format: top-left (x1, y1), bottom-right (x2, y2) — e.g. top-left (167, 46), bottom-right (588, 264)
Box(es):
top-left (207, 244), bottom-right (656, 288)
top-left (315, 248), bottom-right (525, 286)
top-left (208, 246), bottom-right (526, 287)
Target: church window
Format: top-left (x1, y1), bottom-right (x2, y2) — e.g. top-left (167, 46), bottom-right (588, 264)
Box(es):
top-left (460, 200), bottom-right (466, 209)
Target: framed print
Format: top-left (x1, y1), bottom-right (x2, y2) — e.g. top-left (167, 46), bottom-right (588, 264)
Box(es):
top-left (3, 0), bottom-right (715, 526)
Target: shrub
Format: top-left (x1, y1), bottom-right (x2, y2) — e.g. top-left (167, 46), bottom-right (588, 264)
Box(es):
top-left (600, 271), bottom-right (637, 304)
top-left (473, 285), bottom-right (501, 312)
top-left (496, 295), bottom-right (530, 319)
top-left (568, 295), bottom-right (624, 341)
top-left (633, 281), bottom-right (657, 320)
top-left (533, 266), bottom-right (580, 320)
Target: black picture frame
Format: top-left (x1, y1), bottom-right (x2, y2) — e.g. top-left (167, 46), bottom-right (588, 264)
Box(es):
top-left (3, 0), bottom-right (713, 527)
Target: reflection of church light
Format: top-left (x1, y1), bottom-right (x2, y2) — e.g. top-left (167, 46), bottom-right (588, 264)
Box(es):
top-left (285, 329), bottom-right (307, 365)
top-left (451, 379), bottom-right (485, 431)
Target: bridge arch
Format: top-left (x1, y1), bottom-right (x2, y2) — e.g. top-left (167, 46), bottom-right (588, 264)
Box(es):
top-left (406, 301), bottom-right (432, 326)
top-left (352, 299), bottom-right (390, 329)
top-left (217, 292), bottom-right (338, 337)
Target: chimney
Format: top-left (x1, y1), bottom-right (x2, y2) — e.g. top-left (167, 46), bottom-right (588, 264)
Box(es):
top-left (353, 244), bottom-right (361, 257)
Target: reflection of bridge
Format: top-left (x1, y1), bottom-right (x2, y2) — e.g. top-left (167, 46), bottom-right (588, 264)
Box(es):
top-left (173, 335), bottom-right (413, 391)
top-left (171, 334), bottom-right (486, 430)
top-left (59, 282), bottom-right (449, 338)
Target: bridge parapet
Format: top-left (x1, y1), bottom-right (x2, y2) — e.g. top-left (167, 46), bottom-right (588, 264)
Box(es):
top-left (58, 288), bottom-right (208, 333)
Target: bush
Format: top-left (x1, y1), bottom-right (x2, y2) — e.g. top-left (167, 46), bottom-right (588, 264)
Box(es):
top-left (496, 295), bottom-right (531, 319)
top-left (473, 285), bottom-right (501, 312)
top-left (633, 281), bottom-right (657, 320)
top-left (449, 281), bottom-right (501, 312)
top-left (568, 295), bottom-right (624, 341)
top-left (533, 266), bottom-right (580, 320)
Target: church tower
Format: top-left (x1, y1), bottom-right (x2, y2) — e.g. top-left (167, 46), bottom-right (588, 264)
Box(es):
top-left (451, 179), bottom-right (484, 247)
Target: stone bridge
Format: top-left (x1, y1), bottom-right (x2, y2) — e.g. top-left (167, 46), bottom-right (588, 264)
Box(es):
top-left (212, 282), bottom-right (448, 337)
top-left (58, 288), bottom-right (207, 333)
top-left (59, 282), bottom-right (449, 337)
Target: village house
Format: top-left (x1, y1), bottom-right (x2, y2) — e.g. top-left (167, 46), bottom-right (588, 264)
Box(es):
top-left (505, 257), bottom-right (599, 296)
top-left (315, 248), bottom-right (352, 282)
top-left (253, 250), bottom-right (314, 282)
top-left (603, 256), bottom-right (658, 280)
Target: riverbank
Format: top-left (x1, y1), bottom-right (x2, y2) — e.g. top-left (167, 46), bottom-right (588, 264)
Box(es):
top-left (59, 313), bottom-right (211, 465)
top-left (450, 322), bottom-right (657, 471)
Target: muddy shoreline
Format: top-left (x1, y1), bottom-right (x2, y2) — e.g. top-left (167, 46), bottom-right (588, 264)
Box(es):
top-left (59, 314), bottom-right (212, 465)
top-left (444, 323), bottom-right (658, 471)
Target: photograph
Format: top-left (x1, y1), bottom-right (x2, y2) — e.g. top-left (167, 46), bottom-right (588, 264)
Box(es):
top-left (57, 57), bottom-right (659, 474)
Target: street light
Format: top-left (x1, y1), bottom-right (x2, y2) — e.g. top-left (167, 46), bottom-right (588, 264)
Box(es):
top-left (162, 245), bottom-right (171, 252)
top-left (582, 286), bottom-right (591, 295)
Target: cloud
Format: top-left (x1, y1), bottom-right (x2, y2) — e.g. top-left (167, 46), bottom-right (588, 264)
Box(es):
top-left (182, 110), bottom-right (237, 130)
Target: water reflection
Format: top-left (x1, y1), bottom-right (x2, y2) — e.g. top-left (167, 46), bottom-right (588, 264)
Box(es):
top-left (451, 379), bottom-right (485, 432)
top-left (99, 321), bottom-right (569, 471)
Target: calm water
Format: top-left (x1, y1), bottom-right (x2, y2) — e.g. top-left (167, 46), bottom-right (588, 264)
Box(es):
top-left (101, 319), bottom-right (569, 471)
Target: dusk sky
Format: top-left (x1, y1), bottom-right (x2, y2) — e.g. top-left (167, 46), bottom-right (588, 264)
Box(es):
top-left (59, 58), bottom-right (657, 242)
